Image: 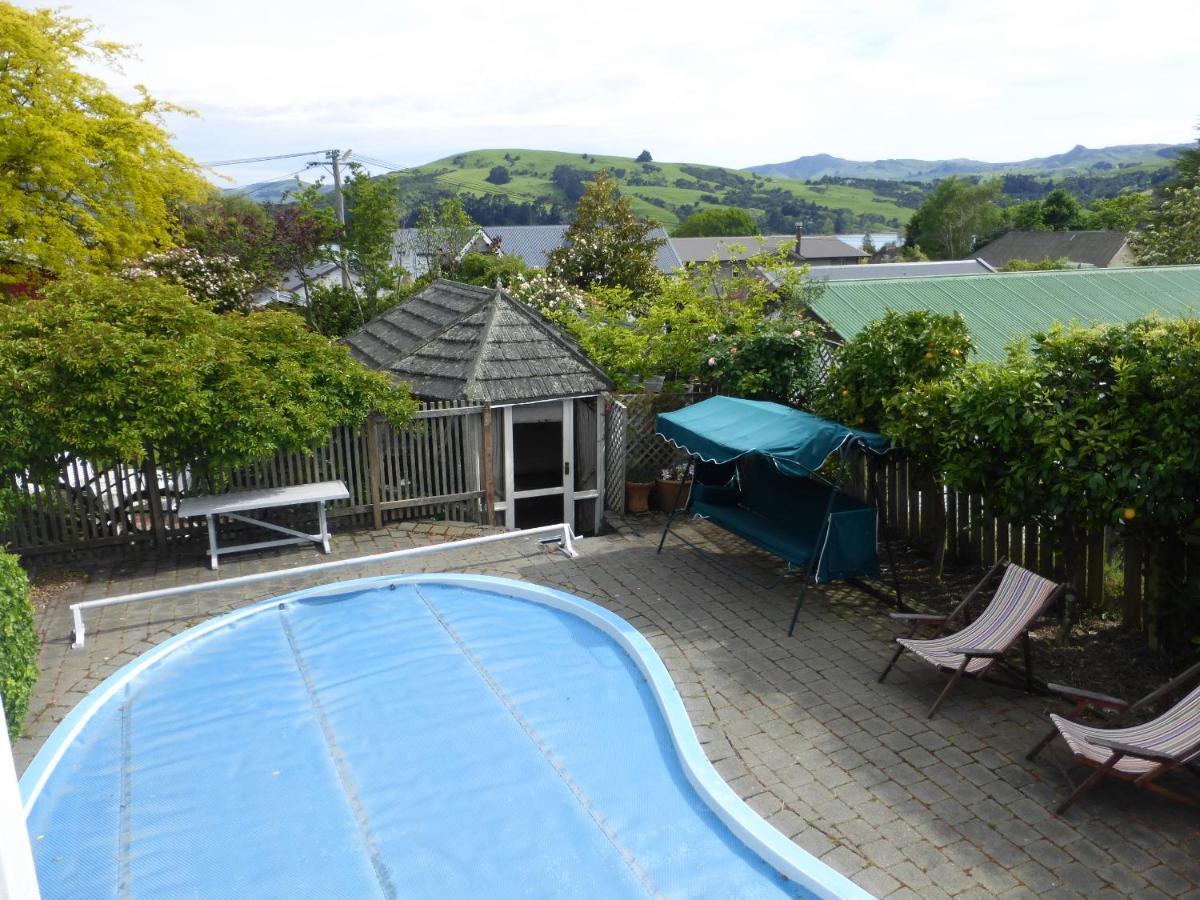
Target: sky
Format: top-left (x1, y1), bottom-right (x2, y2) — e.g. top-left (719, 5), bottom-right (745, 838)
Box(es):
top-left (54, 0), bottom-right (1200, 187)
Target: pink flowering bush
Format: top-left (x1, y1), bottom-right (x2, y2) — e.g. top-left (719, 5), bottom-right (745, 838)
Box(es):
top-left (124, 247), bottom-right (257, 313)
top-left (706, 318), bottom-right (825, 407)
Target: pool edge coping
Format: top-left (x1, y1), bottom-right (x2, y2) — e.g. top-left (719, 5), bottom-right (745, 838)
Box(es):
top-left (20, 572), bottom-right (873, 900)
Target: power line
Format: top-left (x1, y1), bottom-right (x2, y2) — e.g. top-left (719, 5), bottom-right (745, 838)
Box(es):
top-left (201, 150), bottom-right (331, 167)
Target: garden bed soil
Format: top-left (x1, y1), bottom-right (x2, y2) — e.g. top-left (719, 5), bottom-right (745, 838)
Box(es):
top-left (881, 538), bottom-right (1175, 705)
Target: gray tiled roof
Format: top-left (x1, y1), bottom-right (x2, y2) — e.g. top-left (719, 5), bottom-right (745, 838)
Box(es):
top-left (483, 225), bottom-right (681, 274)
top-left (975, 231), bottom-right (1130, 268)
top-left (669, 235), bottom-right (867, 264)
top-left (343, 279), bottom-right (612, 404)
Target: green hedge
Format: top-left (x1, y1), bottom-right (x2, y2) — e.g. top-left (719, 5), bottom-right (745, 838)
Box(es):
top-left (0, 551), bottom-right (37, 739)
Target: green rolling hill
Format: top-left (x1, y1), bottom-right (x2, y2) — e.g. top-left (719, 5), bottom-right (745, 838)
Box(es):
top-left (227, 144), bottom-right (1183, 231)
top-left (748, 143), bottom-right (1186, 181)
top-left (399, 149), bottom-right (919, 230)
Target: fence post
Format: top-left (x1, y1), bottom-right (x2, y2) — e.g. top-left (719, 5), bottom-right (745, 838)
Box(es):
top-left (1123, 536), bottom-right (1143, 629)
top-left (142, 445), bottom-right (168, 550)
top-left (482, 404), bottom-right (495, 523)
top-left (366, 414), bottom-right (384, 530)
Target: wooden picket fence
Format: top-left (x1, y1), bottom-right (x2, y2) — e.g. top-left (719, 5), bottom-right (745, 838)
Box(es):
top-left (857, 452), bottom-right (1200, 636)
top-left (1, 401), bottom-right (490, 556)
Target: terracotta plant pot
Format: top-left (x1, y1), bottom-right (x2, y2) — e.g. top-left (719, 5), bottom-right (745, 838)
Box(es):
top-left (625, 480), bottom-right (654, 514)
top-left (654, 478), bottom-right (692, 513)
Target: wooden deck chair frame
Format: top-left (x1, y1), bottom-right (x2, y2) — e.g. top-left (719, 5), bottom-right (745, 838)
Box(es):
top-left (877, 559), bottom-right (1069, 718)
top-left (1026, 659), bottom-right (1200, 814)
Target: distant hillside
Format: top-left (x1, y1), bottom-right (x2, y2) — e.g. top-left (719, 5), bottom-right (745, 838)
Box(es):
top-left (748, 144), bottom-right (1185, 182)
top-left (228, 148), bottom-right (920, 231)
top-left (226, 179), bottom-right (332, 204)
top-left (226, 143), bottom-right (1184, 230)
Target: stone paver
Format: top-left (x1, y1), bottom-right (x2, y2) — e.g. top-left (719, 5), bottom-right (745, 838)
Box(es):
top-left (16, 514), bottom-right (1200, 898)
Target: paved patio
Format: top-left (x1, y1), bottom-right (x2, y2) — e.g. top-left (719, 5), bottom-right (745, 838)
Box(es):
top-left (17, 515), bottom-right (1200, 899)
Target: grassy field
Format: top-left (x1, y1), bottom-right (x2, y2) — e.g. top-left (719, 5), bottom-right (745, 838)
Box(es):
top-left (402, 148), bottom-right (917, 229)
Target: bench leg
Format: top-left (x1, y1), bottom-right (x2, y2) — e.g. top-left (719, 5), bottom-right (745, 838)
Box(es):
top-left (206, 514), bottom-right (219, 570)
top-left (318, 501), bottom-right (331, 553)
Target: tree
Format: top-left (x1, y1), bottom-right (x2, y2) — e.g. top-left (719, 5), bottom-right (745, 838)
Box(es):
top-left (177, 193), bottom-right (282, 290)
top-left (0, 274), bottom-right (417, 483)
top-left (671, 208), bottom-right (760, 237)
top-left (890, 319), bottom-right (1200, 649)
top-left (455, 252), bottom-right (531, 288)
top-left (1040, 188), bottom-right (1084, 230)
top-left (1131, 185), bottom-right (1200, 264)
top-left (1005, 199), bottom-right (1046, 231)
top-left (0, 5), bottom-right (208, 280)
top-left (904, 177), bottom-right (1003, 260)
top-left (486, 165), bottom-right (512, 185)
top-left (415, 196), bottom-right (479, 279)
top-left (635, 150), bottom-right (653, 163)
top-left (1084, 193), bottom-right (1151, 231)
top-left (861, 231), bottom-right (877, 255)
top-left (341, 165), bottom-right (405, 301)
top-left (265, 201), bottom-right (338, 302)
top-left (549, 169), bottom-right (664, 296)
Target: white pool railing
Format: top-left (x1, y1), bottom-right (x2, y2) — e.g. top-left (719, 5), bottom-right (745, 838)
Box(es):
top-left (69, 522), bottom-right (577, 649)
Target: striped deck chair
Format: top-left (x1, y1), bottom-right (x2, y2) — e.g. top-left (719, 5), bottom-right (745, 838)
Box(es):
top-left (878, 559), bottom-right (1068, 717)
top-left (1026, 660), bottom-right (1200, 813)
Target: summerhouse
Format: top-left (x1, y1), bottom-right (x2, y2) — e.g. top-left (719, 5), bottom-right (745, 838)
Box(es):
top-left (344, 280), bottom-right (613, 535)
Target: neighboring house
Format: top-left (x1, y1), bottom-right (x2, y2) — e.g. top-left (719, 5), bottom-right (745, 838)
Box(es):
top-left (251, 261), bottom-right (347, 308)
top-left (975, 230), bottom-right (1135, 269)
top-left (669, 232), bottom-right (868, 270)
top-left (343, 279), bottom-right (613, 535)
top-left (484, 225), bottom-right (681, 274)
top-left (392, 224), bottom-right (682, 278)
top-left (392, 227), bottom-right (490, 279)
top-left (807, 265), bottom-right (1200, 362)
top-left (800, 259), bottom-right (996, 282)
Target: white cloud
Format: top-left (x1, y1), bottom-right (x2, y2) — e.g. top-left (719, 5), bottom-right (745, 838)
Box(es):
top-left (58, 0), bottom-right (1200, 183)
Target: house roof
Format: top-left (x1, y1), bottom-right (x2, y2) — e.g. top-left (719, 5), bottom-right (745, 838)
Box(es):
top-left (975, 230), bottom-right (1130, 268)
top-left (669, 235), bottom-right (867, 265)
top-left (482, 224), bottom-right (682, 274)
top-left (802, 259), bottom-right (996, 281)
top-left (810, 265), bottom-right (1200, 362)
top-left (343, 279), bottom-right (613, 403)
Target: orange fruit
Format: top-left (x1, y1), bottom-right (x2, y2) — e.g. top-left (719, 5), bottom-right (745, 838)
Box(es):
top-left (1123, 507), bottom-right (1136, 520)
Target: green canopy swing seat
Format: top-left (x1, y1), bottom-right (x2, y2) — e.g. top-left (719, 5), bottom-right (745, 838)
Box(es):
top-left (654, 396), bottom-right (902, 635)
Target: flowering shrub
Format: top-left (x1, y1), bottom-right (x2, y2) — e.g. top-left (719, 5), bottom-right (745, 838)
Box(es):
top-left (509, 270), bottom-right (589, 325)
top-left (706, 319), bottom-right (825, 407)
top-left (125, 247), bottom-right (257, 313)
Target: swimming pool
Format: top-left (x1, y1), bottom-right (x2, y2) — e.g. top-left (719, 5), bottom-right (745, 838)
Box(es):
top-left (22, 574), bottom-right (870, 899)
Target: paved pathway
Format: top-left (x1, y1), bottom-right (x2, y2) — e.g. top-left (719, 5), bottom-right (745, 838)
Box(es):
top-left (17, 516), bottom-right (1200, 899)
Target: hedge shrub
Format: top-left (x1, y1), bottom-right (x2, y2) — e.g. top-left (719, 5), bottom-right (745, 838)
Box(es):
top-left (0, 551), bottom-right (37, 739)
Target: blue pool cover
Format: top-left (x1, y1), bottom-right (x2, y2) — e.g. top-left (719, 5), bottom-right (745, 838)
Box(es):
top-left (22, 574), bottom-right (870, 899)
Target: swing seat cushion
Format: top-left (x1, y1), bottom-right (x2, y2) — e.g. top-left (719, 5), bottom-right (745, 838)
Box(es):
top-left (690, 457), bottom-right (881, 582)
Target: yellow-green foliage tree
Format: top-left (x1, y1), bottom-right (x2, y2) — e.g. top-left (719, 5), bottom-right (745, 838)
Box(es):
top-left (0, 4), bottom-right (208, 280)
top-left (0, 275), bottom-right (417, 482)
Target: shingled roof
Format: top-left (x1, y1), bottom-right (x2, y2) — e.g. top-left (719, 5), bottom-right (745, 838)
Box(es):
top-left (975, 230), bottom-right (1132, 268)
top-left (343, 280), bottom-right (613, 404)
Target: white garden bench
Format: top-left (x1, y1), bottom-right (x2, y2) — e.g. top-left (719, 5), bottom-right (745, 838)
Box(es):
top-left (177, 481), bottom-right (350, 569)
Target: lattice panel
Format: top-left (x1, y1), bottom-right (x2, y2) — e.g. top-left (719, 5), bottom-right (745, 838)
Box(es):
top-left (604, 396), bottom-right (627, 513)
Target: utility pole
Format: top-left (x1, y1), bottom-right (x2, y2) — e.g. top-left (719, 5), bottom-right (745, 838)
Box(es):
top-left (308, 149), bottom-right (354, 290)
top-left (330, 149), bottom-right (353, 289)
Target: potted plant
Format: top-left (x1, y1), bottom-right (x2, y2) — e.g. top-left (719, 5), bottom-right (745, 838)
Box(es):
top-left (624, 466), bottom-right (657, 514)
top-left (655, 462), bottom-right (693, 513)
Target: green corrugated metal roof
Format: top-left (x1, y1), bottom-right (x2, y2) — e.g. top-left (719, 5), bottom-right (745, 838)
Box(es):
top-left (811, 265), bottom-right (1200, 361)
